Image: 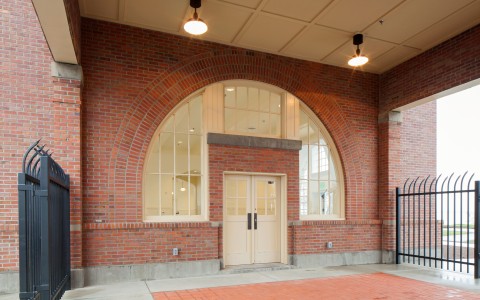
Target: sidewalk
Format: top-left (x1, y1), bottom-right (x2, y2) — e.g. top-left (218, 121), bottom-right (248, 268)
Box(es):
top-left (2, 263), bottom-right (480, 299)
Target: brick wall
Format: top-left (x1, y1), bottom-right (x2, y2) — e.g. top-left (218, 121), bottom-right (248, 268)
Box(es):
top-left (80, 18), bottom-right (380, 266)
top-left (0, 0), bottom-right (82, 271)
top-left (380, 24), bottom-right (480, 113)
top-left (64, 0), bottom-right (82, 63)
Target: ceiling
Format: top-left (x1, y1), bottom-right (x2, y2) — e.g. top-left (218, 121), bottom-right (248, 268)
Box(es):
top-left (78, 0), bottom-right (480, 74)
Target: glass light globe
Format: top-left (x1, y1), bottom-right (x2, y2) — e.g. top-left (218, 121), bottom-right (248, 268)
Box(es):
top-left (348, 55), bottom-right (369, 67)
top-left (184, 18), bottom-right (208, 35)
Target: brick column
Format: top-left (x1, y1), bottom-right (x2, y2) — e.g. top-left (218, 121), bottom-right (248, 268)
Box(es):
top-left (51, 62), bottom-right (83, 283)
top-left (378, 111), bottom-right (402, 263)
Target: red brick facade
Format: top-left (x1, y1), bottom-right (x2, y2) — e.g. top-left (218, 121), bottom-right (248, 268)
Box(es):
top-left (80, 18), bottom-right (380, 267)
top-left (2, 0), bottom-right (479, 279)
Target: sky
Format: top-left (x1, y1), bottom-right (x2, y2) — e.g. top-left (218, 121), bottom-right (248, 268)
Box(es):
top-left (437, 84), bottom-right (480, 183)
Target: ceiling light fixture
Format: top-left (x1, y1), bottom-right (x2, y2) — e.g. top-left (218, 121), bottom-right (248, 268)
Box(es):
top-left (184, 0), bottom-right (207, 35)
top-left (348, 33), bottom-right (369, 67)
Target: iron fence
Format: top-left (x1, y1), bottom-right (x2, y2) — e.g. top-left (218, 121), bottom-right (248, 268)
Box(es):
top-left (396, 173), bottom-right (480, 278)
top-left (18, 140), bottom-right (71, 300)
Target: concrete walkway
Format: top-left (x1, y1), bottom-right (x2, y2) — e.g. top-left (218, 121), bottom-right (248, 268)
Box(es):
top-left (2, 264), bottom-right (480, 299)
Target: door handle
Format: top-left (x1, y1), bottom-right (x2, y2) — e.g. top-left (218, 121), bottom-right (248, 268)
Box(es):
top-left (254, 213), bottom-right (257, 230)
top-left (247, 213), bottom-right (252, 230)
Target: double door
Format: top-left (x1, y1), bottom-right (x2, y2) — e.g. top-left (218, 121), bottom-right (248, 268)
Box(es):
top-left (223, 175), bottom-right (280, 266)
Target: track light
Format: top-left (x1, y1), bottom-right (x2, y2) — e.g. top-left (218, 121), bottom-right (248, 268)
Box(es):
top-left (184, 0), bottom-right (208, 35)
top-left (348, 34), bottom-right (368, 67)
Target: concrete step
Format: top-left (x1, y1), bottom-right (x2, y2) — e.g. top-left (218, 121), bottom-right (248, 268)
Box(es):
top-left (220, 263), bottom-right (296, 275)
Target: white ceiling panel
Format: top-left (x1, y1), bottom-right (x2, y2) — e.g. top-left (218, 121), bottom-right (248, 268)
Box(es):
top-left (199, 1), bottom-right (252, 42)
top-left (283, 25), bottom-right (350, 61)
top-left (365, 0), bottom-right (474, 44)
top-left (238, 14), bottom-right (304, 52)
top-left (124, 0), bottom-right (186, 31)
top-left (262, 0), bottom-right (331, 22)
top-left (218, 0), bottom-right (262, 9)
top-left (317, 0), bottom-right (404, 32)
top-left (78, 0), bottom-right (480, 73)
top-left (364, 45), bottom-right (420, 73)
top-left (404, 0), bottom-right (480, 50)
top-left (82, 0), bottom-right (118, 21)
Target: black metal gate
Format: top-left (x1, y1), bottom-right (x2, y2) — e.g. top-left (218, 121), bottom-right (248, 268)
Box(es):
top-left (18, 141), bottom-right (71, 300)
top-left (396, 173), bottom-right (480, 278)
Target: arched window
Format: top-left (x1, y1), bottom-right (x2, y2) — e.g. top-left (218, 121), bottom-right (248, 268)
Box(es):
top-left (299, 105), bottom-right (344, 219)
top-left (143, 95), bottom-right (204, 221)
top-left (143, 81), bottom-right (344, 221)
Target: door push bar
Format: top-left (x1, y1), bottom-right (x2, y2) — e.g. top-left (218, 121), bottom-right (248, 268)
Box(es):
top-left (247, 213), bottom-right (258, 230)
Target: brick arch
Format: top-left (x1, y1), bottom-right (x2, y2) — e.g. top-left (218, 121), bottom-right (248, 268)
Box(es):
top-left (108, 49), bottom-right (368, 222)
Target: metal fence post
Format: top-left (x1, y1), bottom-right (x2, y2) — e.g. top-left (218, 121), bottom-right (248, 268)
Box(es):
top-left (396, 187), bottom-right (401, 264)
top-left (475, 181), bottom-right (480, 279)
top-left (39, 155), bottom-right (51, 299)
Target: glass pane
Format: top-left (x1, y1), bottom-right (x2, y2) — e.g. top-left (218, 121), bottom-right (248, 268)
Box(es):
top-left (174, 104), bottom-right (188, 133)
top-left (190, 175), bottom-right (201, 215)
top-left (309, 121), bottom-right (319, 145)
top-left (225, 87), bottom-right (236, 108)
top-left (163, 115), bottom-right (174, 132)
top-left (161, 175), bottom-right (174, 215)
top-left (270, 93), bottom-right (281, 114)
top-left (320, 137), bottom-right (327, 146)
top-left (238, 197), bottom-right (247, 215)
top-left (160, 133), bottom-right (174, 173)
top-left (226, 198), bottom-right (236, 215)
top-left (329, 155), bottom-right (337, 181)
top-left (175, 133), bottom-right (188, 175)
top-left (308, 180), bottom-right (320, 215)
top-left (237, 109), bottom-right (248, 132)
top-left (189, 96), bottom-right (202, 134)
top-left (299, 179), bottom-right (308, 216)
top-left (238, 180), bottom-right (247, 197)
top-left (257, 198), bottom-right (266, 215)
top-left (259, 90), bottom-right (270, 112)
top-left (267, 180), bottom-right (276, 197)
top-left (247, 111), bottom-right (259, 133)
top-left (258, 112), bottom-right (269, 135)
top-left (309, 144), bottom-right (319, 180)
top-left (248, 87), bottom-right (259, 110)
top-left (226, 179), bottom-right (236, 197)
top-left (319, 181), bottom-right (328, 215)
top-left (256, 181), bottom-right (266, 198)
top-left (145, 135), bottom-right (160, 173)
top-left (176, 177), bottom-right (189, 215)
top-left (237, 87), bottom-right (247, 109)
top-left (330, 181), bottom-right (340, 216)
top-left (319, 146), bottom-right (329, 181)
top-left (189, 135), bottom-right (202, 174)
top-left (267, 198), bottom-right (276, 215)
top-left (299, 110), bottom-right (308, 128)
top-left (144, 174), bottom-right (160, 217)
top-left (270, 114), bottom-right (280, 136)
top-left (225, 108), bottom-right (236, 132)
top-left (299, 145), bottom-right (308, 180)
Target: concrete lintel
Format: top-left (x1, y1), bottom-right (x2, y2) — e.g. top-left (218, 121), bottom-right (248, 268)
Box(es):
top-left (207, 133), bottom-right (302, 150)
top-left (51, 62), bottom-right (83, 82)
top-left (378, 111), bottom-right (403, 124)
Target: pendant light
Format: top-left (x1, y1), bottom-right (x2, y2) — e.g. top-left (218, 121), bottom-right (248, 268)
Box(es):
top-left (184, 0), bottom-right (208, 35)
top-left (348, 34), bottom-right (368, 67)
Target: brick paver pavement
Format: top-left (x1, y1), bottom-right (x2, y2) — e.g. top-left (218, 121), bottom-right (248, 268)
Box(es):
top-left (152, 272), bottom-right (480, 300)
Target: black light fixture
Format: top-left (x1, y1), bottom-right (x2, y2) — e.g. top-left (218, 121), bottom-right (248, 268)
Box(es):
top-left (184, 0), bottom-right (208, 35)
top-left (348, 33), bottom-right (368, 67)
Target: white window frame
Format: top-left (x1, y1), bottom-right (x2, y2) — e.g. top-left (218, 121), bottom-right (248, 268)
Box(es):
top-left (143, 93), bottom-right (208, 222)
top-left (298, 103), bottom-right (345, 220)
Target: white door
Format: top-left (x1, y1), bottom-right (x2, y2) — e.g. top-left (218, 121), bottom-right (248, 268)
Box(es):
top-left (224, 175), bottom-right (281, 266)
